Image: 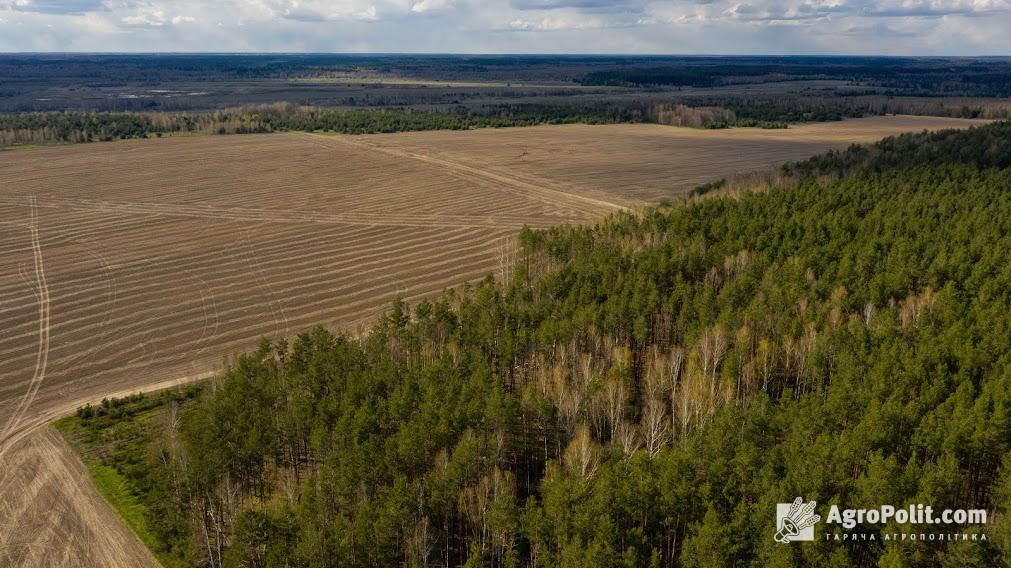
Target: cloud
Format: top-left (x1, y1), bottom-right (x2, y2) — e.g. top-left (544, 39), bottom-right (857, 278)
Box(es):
top-left (279, 8), bottom-right (325, 22)
top-left (511, 0), bottom-right (644, 10)
top-left (7, 0), bottom-right (106, 15)
top-left (506, 7), bottom-right (643, 30)
top-left (717, 0), bottom-right (1009, 22)
top-left (117, 3), bottom-right (196, 27)
top-left (501, 0), bottom-right (646, 30)
top-left (858, 0), bottom-right (1009, 17)
top-left (120, 7), bottom-right (166, 26)
top-left (720, 0), bottom-right (853, 22)
top-left (507, 15), bottom-right (604, 29)
top-left (271, 1), bottom-right (379, 22)
top-left (411, 0), bottom-right (454, 13)
top-left (0, 0), bottom-right (1010, 54)
top-left (843, 20), bottom-right (920, 35)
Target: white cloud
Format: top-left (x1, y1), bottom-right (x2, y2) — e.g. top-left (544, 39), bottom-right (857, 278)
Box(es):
top-left (260, 0), bottom-right (380, 22)
top-left (121, 8), bottom-right (167, 26)
top-left (7, 0), bottom-right (106, 15)
top-left (511, 0), bottom-right (646, 10)
top-left (116, 3), bottom-right (197, 27)
top-left (0, 0), bottom-right (1009, 53)
top-left (507, 13), bottom-right (616, 30)
top-left (411, 0), bottom-right (454, 13)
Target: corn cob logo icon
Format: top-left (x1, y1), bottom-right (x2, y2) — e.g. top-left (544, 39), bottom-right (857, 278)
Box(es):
top-left (775, 497), bottom-right (820, 543)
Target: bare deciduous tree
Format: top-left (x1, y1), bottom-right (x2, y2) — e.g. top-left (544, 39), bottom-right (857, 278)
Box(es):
top-left (641, 398), bottom-right (671, 457)
top-left (695, 326), bottom-right (727, 398)
top-left (615, 420), bottom-right (641, 457)
top-left (564, 424), bottom-right (601, 478)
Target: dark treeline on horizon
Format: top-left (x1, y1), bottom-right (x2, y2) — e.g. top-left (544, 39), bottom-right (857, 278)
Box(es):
top-left (4, 53), bottom-right (1011, 119)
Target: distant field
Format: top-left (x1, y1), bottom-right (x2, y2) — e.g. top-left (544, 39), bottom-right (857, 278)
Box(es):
top-left (359, 115), bottom-right (991, 204)
top-left (0, 115), bottom-right (988, 567)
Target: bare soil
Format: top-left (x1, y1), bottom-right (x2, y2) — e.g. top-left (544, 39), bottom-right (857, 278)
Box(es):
top-left (357, 116), bottom-right (990, 205)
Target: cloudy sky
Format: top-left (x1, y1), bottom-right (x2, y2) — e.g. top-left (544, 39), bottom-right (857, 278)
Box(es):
top-left (0, 0), bottom-right (1007, 54)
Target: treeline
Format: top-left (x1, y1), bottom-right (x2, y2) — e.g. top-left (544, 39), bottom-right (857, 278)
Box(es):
top-left (784, 121), bottom-right (1011, 178)
top-left (583, 67), bottom-right (725, 88)
top-left (704, 95), bottom-right (1011, 122)
top-left (0, 112), bottom-right (207, 145)
top-left (252, 103), bottom-right (643, 133)
top-left (644, 95), bottom-right (1008, 128)
top-left (70, 122), bottom-right (1011, 567)
top-left (0, 101), bottom-right (802, 148)
top-left (580, 62), bottom-right (888, 87)
top-left (0, 104), bottom-right (644, 147)
top-left (0, 101), bottom-right (790, 147)
top-left (579, 59), bottom-right (1011, 98)
top-left (2, 97), bottom-right (1005, 148)
top-left (647, 104), bottom-right (787, 129)
top-left (661, 94), bottom-right (1011, 126)
top-left (708, 97), bottom-right (868, 123)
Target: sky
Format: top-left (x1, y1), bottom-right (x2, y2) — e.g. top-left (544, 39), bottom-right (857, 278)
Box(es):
top-left (0, 0), bottom-right (1008, 54)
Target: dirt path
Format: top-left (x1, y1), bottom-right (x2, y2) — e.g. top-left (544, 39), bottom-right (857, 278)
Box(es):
top-left (0, 197), bottom-right (51, 464)
top-left (307, 132), bottom-right (626, 216)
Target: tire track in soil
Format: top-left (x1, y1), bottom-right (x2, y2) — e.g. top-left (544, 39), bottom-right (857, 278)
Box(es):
top-left (303, 132), bottom-right (625, 218)
top-left (0, 196), bottom-right (51, 464)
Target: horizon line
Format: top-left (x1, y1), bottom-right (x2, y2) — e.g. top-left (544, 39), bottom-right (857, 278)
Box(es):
top-left (2, 52), bottom-right (1011, 58)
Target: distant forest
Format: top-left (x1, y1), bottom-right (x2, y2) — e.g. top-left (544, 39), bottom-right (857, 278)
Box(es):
top-left (2, 97), bottom-right (1006, 148)
top-left (6, 54), bottom-right (1011, 97)
top-left (580, 58), bottom-right (1011, 98)
top-left (59, 122), bottom-right (1011, 567)
top-left (5, 55), bottom-right (1011, 147)
top-left (0, 104), bottom-right (645, 146)
top-left (0, 104), bottom-right (790, 148)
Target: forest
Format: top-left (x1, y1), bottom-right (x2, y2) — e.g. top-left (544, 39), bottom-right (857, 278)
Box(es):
top-left (0, 104), bottom-right (644, 147)
top-left (579, 58), bottom-right (1011, 98)
top-left (5, 96), bottom-right (1009, 149)
top-left (0, 99), bottom-right (990, 149)
top-left (59, 122), bottom-right (1011, 567)
top-left (0, 103), bottom-right (801, 147)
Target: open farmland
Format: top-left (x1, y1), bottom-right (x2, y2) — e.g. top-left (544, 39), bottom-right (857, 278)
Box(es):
top-left (358, 115), bottom-right (991, 204)
top-left (0, 115), bottom-right (988, 567)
